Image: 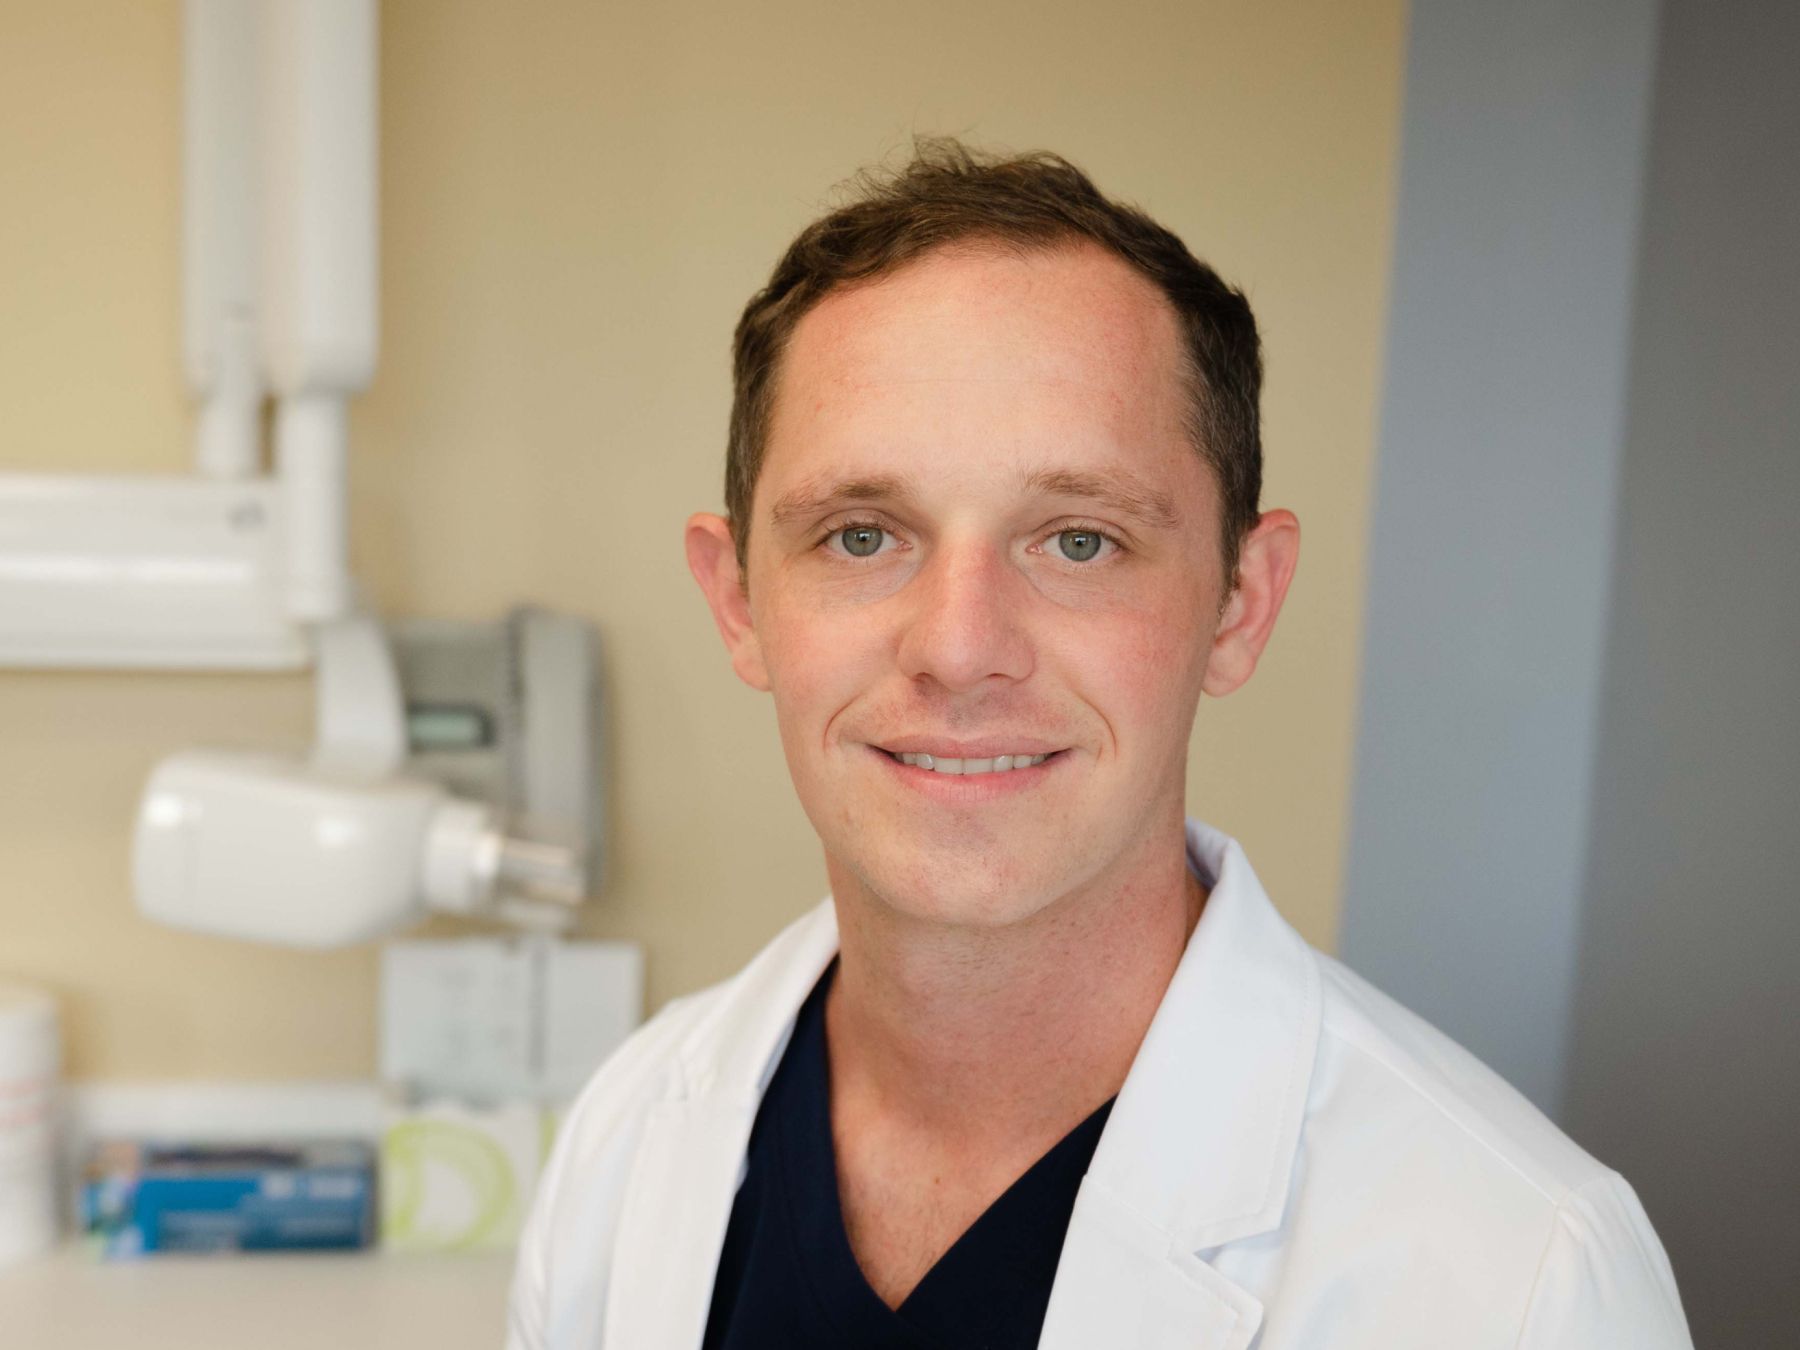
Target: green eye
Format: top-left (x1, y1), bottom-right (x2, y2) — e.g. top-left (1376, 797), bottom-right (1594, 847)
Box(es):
top-left (1055, 529), bottom-right (1104, 562)
top-left (839, 525), bottom-right (885, 557)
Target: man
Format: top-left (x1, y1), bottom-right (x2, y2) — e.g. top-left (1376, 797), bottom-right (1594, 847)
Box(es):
top-left (508, 141), bottom-right (1691, 1348)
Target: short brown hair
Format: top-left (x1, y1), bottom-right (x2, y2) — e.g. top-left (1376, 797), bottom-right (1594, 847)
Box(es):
top-left (726, 138), bottom-right (1264, 584)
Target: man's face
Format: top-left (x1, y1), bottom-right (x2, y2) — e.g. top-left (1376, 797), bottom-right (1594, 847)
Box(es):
top-left (720, 243), bottom-right (1232, 928)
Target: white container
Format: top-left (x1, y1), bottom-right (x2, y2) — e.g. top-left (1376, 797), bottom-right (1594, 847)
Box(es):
top-left (0, 981), bottom-right (60, 1267)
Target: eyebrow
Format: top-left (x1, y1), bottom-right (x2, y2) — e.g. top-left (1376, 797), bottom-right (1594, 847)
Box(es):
top-left (1022, 466), bottom-right (1180, 530)
top-left (767, 474), bottom-right (917, 529)
top-left (764, 464), bottom-right (1181, 532)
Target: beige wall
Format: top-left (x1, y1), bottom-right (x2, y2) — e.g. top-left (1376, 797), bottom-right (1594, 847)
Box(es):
top-left (0, 0), bottom-right (1404, 1079)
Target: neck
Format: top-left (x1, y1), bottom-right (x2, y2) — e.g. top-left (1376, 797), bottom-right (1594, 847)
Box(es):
top-left (823, 825), bottom-right (1205, 1146)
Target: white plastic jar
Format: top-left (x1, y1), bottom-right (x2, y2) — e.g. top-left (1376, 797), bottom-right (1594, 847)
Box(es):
top-left (0, 980), bottom-right (59, 1267)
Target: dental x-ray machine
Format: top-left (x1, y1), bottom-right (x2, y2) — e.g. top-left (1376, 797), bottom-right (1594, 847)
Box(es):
top-left (0, 0), bottom-right (603, 946)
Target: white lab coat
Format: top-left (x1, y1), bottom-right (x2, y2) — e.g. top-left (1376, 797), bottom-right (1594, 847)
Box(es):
top-left (507, 819), bottom-right (1692, 1349)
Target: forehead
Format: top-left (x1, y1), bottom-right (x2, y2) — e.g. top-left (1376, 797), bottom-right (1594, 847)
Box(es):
top-left (762, 241), bottom-right (1195, 496)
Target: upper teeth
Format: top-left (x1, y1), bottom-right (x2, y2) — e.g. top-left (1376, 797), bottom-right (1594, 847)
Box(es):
top-left (894, 752), bottom-right (1051, 775)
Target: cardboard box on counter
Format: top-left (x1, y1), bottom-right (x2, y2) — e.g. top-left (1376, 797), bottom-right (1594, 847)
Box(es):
top-left (79, 1139), bottom-right (375, 1258)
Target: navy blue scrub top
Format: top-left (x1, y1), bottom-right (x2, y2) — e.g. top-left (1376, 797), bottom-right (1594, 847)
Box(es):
top-left (701, 960), bottom-right (1114, 1350)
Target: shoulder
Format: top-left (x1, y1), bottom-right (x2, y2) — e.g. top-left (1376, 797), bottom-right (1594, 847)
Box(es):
top-left (1272, 951), bottom-right (1690, 1344)
top-left (1310, 950), bottom-right (1607, 1202)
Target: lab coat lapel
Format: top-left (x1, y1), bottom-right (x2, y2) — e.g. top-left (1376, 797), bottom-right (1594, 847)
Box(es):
top-left (601, 1096), bottom-right (757, 1349)
top-left (1040, 1184), bottom-right (1266, 1350)
top-left (1039, 821), bottom-right (1323, 1350)
top-left (602, 901), bottom-right (841, 1350)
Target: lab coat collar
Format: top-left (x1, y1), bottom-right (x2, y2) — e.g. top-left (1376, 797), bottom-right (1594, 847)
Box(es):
top-left (1084, 818), bottom-right (1322, 1250)
top-left (1035, 819), bottom-right (1321, 1349)
top-left (675, 895), bottom-right (842, 1107)
top-left (608, 819), bottom-right (1318, 1348)
top-left (603, 902), bottom-right (840, 1347)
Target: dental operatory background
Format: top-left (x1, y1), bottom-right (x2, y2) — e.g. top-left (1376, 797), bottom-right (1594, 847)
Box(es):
top-left (0, 1), bottom-right (1793, 1346)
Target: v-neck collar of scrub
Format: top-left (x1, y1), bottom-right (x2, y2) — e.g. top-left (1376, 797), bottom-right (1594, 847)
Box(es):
top-left (612, 821), bottom-right (1309, 1348)
top-left (776, 960), bottom-right (1115, 1349)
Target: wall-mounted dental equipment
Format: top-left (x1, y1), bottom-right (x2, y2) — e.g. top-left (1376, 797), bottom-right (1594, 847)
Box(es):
top-left (0, 0), bottom-right (606, 947)
top-left (135, 608), bottom-right (606, 947)
top-left (0, 0), bottom-right (373, 668)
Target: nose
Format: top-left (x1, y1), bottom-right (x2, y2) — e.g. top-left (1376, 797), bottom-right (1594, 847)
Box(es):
top-left (894, 535), bottom-right (1035, 692)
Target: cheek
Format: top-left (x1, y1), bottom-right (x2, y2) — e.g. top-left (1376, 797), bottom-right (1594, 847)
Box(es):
top-left (1058, 589), bottom-right (1213, 746)
top-left (759, 599), bottom-right (887, 755)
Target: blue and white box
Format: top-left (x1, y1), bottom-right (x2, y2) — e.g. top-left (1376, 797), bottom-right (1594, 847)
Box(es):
top-left (79, 1139), bottom-right (376, 1257)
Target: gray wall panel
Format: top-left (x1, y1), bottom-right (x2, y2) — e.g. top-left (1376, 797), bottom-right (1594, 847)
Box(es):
top-left (1339, 0), bottom-right (1661, 1113)
top-left (1561, 0), bottom-right (1800, 1341)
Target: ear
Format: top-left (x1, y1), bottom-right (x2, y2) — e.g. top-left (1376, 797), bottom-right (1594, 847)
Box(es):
top-left (685, 512), bottom-right (770, 692)
top-left (1201, 509), bottom-right (1300, 698)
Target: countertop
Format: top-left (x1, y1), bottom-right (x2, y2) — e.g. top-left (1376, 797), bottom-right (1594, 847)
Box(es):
top-left (0, 1243), bottom-right (516, 1348)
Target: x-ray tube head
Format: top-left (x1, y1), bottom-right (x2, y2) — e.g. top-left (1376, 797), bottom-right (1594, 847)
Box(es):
top-left (133, 749), bottom-right (503, 948)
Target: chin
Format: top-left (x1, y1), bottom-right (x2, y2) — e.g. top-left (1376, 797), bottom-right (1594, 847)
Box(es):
top-left (835, 839), bottom-right (1071, 932)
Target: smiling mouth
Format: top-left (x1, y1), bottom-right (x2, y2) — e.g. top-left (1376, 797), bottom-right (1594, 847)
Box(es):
top-left (879, 749), bottom-right (1063, 776)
